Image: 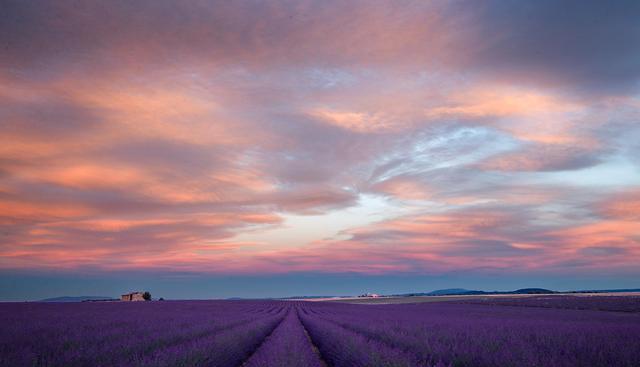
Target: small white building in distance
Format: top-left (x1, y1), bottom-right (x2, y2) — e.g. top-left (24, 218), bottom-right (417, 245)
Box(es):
top-left (121, 292), bottom-right (145, 301)
top-left (359, 293), bottom-right (380, 298)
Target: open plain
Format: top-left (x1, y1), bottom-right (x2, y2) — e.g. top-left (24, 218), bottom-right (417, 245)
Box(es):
top-left (2, 296), bottom-right (639, 367)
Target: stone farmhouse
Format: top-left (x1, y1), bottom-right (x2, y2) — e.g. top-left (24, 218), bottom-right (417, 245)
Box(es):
top-left (121, 292), bottom-right (145, 301)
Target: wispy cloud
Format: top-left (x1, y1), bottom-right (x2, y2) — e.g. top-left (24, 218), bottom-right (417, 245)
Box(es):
top-left (1, 0), bottom-right (639, 279)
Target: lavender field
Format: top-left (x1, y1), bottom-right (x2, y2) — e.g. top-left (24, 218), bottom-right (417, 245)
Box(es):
top-left (460, 295), bottom-right (640, 313)
top-left (1, 297), bottom-right (639, 367)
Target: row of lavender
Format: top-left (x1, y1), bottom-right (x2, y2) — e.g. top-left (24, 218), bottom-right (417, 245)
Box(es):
top-left (299, 300), bottom-right (640, 367)
top-left (0, 300), bottom-right (287, 366)
top-left (2, 298), bottom-right (639, 366)
top-left (458, 294), bottom-right (640, 312)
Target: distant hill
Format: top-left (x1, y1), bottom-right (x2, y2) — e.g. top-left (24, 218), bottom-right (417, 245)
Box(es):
top-left (282, 295), bottom-right (337, 299)
top-left (512, 288), bottom-right (554, 294)
top-left (393, 289), bottom-right (486, 297)
top-left (428, 288), bottom-right (476, 296)
top-left (424, 288), bottom-right (555, 296)
top-left (39, 296), bottom-right (116, 302)
top-left (570, 288), bottom-right (640, 294)
top-left (393, 288), bottom-right (558, 297)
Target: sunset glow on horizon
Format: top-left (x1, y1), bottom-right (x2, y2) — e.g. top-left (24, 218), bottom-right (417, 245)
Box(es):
top-left (1, 0), bottom-right (639, 299)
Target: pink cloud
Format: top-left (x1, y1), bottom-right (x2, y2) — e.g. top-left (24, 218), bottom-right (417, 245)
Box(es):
top-left (1, 1), bottom-right (639, 278)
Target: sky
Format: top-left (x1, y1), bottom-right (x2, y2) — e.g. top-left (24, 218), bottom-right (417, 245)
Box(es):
top-left (1, 0), bottom-right (640, 301)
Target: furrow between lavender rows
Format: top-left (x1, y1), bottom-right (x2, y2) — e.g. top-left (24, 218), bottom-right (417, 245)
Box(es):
top-left (242, 306), bottom-right (324, 367)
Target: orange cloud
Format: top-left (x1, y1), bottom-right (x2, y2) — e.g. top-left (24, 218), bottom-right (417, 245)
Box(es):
top-left (425, 86), bottom-right (580, 120)
top-left (599, 190), bottom-right (640, 221)
top-left (1, 2), bottom-right (639, 278)
top-left (0, 200), bottom-right (96, 220)
top-left (370, 178), bottom-right (432, 200)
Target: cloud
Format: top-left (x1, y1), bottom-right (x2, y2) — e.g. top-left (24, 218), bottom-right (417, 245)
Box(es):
top-left (3, 1), bottom-right (639, 92)
top-left (597, 190), bottom-right (640, 221)
top-left (369, 176), bottom-right (432, 201)
top-left (478, 143), bottom-right (604, 172)
top-left (580, 246), bottom-right (628, 257)
top-left (0, 0), bottom-right (639, 276)
top-left (450, 0), bottom-right (640, 94)
top-left (267, 198), bottom-right (639, 274)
